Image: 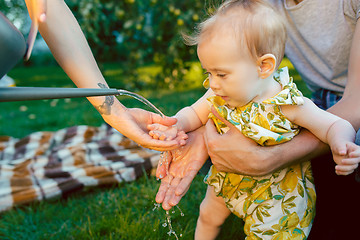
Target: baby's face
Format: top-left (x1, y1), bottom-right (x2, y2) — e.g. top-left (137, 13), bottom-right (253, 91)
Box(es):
top-left (197, 34), bottom-right (265, 108)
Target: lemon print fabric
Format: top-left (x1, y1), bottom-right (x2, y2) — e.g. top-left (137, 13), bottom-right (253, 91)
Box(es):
top-left (205, 67), bottom-right (316, 239)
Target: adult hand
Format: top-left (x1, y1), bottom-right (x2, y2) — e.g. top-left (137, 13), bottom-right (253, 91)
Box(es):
top-left (204, 106), bottom-right (274, 175)
top-left (103, 107), bottom-right (185, 151)
top-left (24, 0), bottom-right (47, 60)
top-left (155, 127), bottom-right (208, 210)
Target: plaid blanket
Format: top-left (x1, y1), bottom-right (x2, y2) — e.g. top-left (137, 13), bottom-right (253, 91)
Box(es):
top-left (0, 124), bottom-right (160, 212)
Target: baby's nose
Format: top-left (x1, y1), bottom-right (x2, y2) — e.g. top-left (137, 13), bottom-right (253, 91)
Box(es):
top-left (209, 77), bottom-right (220, 90)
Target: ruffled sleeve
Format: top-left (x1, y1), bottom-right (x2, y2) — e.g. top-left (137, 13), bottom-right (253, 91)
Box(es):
top-left (263, 67), bottom-right (304, 106)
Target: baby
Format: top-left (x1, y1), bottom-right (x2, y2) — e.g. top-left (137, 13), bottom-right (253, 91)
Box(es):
top-left (149, 0), bottom-right (360, 239)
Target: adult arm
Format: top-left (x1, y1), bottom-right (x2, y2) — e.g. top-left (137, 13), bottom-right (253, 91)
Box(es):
top-left (327, 17), bottom-right (360, 128)
top-left (27, 0), bottom-right (180, 150)
top-left (205, 108), bottom-right (327, 176)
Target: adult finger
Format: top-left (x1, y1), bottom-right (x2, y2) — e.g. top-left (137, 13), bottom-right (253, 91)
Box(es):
top-left (204, 118), bottom-right (218, 140)
top-left (174, 169), bottom-right (197, 196)
top-left (151, 113), bottom-right (177, 126)
top-left (156, 151), bottom-right (171, 179)
top-left (210, 106), bottom-right (238, 131)
top-left (161, 177), bottom-right (181, 210)
top-left (155, 175), bottom-right (173, 203)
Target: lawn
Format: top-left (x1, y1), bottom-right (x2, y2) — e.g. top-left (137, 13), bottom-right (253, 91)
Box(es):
top-left (0, 59), bottom-right (308, 239)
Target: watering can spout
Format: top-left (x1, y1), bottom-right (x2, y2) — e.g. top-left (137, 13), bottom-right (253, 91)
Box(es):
top-left (0, 87), bottom-right (119, 102)
top-left (0, 87), bottom-right (165, 117)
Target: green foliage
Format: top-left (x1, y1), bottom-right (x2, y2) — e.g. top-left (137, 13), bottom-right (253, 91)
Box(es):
top-left (0, 0), bottom-right (26, 23)
top-left (64, 0), bottom-right (217, 90)
top-left (0, 0), bottom-right (28, 36)
top-left (3, 0), bottom-right (219, 89)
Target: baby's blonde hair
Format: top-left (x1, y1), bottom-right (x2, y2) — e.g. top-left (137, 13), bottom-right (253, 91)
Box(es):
top-left (184, 0), bottom-right (287, 68)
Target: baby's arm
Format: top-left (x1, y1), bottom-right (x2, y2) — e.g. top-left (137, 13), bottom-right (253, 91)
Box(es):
top-left (282, 97), bottom-right (360, 175)
top-left (148, 89), bottom-right (214, 141)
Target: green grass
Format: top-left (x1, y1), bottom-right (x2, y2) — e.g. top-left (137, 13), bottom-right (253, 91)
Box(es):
top-left (0, 59), bottom-right (308, 239)
top-left (0, 174), bottom-right (246, 240)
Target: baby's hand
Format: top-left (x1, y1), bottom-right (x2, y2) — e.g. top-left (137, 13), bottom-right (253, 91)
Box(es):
top-left (332, 142), bottom-right (360, 175)
top-left (148, 123), bottom-right (188, 141)
top-left (147, 123), bottom-right (188, 152)
top-left (148, 123), bottom-right (178, 140)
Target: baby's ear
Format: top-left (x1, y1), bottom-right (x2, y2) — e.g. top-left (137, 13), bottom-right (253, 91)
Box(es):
top-left (257, 54), bottom-right (276, 79)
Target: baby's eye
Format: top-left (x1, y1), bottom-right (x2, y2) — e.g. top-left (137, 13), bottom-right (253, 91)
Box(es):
top-left (217, 73), bottom-right (226, 78)
top-left (204, 71), bottom-right (211, 76)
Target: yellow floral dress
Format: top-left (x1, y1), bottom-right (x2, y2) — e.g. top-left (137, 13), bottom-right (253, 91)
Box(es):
top-left (204, 67), bottom-right (316, 240)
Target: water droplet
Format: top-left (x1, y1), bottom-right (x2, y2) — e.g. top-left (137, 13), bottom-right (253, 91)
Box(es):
top-left (176, 205), bottom-right (184, 216)
top-left (152, 203), bottom-right (161, 211)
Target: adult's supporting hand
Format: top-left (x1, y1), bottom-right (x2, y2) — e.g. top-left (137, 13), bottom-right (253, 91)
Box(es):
top-left (24, 0), bottom-right (47, 60)
top-left (205, 106), bottom-right (328, 176)
top-left (155, 127), bottom-right (208, 210)
top-left (104, 108), bottom-right (185, 151)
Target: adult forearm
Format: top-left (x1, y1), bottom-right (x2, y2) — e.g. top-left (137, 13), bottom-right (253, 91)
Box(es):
top-left (262, 129), bottom-right (329, 173)
top-left (329, 18), bottom-right (360, 130)
top-left (207, 121), bottom-right (329, 176)
top-left (37, 0), bottom-right (117, 109)
top-left (327, 98), bottom-right (360, 131)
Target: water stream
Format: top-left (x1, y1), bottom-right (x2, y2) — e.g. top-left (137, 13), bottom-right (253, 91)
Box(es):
top-left (117, 89), bottom-right (165, 118)
top-left (118, 89), bottom-right (184, 239)
top-left (153, 203), bottom-right (184, 239)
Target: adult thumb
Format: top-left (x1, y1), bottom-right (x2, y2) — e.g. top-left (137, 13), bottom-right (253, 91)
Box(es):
top-left (25, 0), bottom-right (47, 22)
top-left (210, 106), bottom-right (237, 131)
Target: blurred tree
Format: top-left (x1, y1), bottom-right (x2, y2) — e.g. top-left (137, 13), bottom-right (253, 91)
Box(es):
top-left (66, 0), bottom-right (216, 89)
top-left (2, 0), bottom-right (219, 89)
top-left (0, 0), bottom-right (27, 31)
